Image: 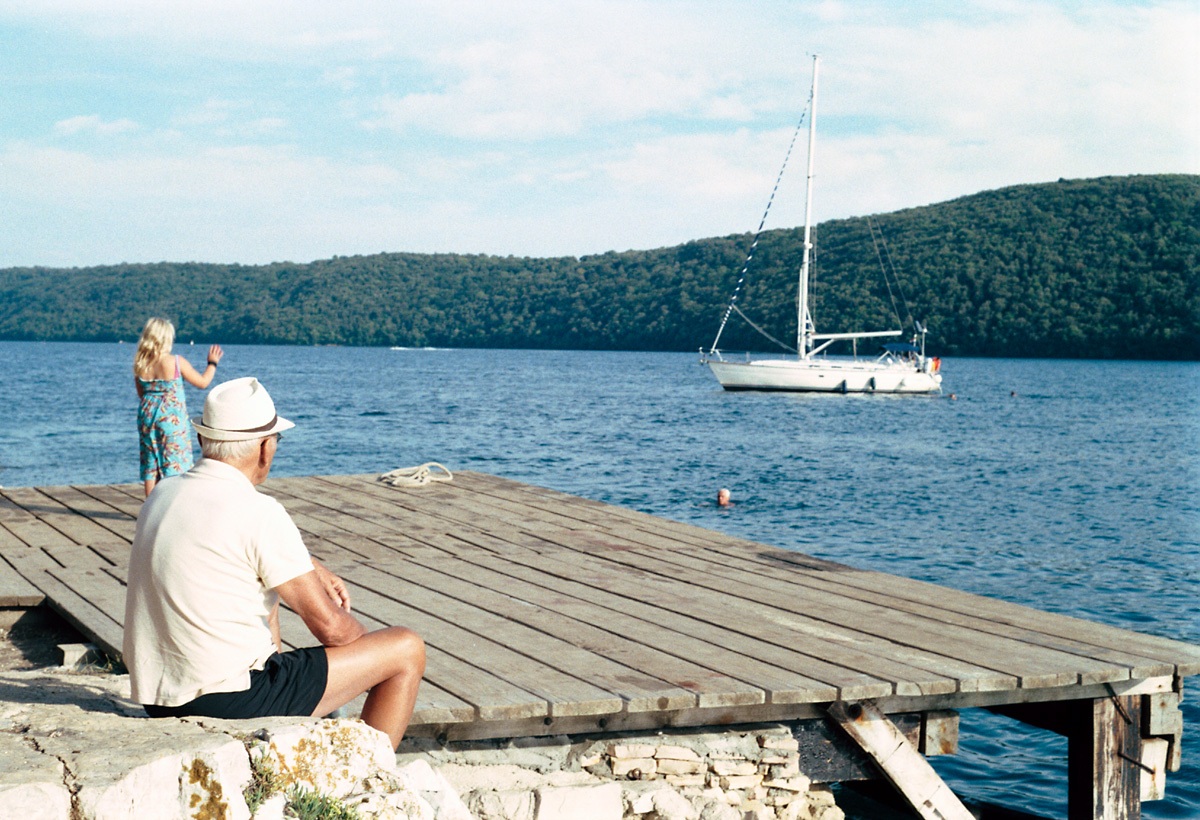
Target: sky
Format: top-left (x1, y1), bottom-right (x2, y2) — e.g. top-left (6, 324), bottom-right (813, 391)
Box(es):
top-left (1, 0), bottom-right (1197, 269)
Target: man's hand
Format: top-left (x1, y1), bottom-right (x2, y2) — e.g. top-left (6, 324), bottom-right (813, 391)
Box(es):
top-left (312, 558), bottom-right (351, 612)
top-left (276, 568), bottom-right (366, 648)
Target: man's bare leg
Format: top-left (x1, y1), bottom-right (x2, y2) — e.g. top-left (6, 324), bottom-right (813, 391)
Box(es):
top-left (314, 626), bottom-right (425, 748)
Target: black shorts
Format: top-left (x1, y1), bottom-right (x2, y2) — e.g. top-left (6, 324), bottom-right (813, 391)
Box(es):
top-left (143, 647), bottom-right (329, 720)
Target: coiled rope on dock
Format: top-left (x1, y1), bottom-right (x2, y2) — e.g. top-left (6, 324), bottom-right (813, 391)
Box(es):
top-left (377, 463), bottom-right (453, 487)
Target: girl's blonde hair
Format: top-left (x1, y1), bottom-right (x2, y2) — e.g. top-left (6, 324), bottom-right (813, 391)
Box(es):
top-left (133, 317), bottom-right (175, 378)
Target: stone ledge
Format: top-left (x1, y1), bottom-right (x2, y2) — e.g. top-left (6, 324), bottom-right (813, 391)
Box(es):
top-left (0, 668), bottom-right (466, 820)
top-left (0, 668), bottom-right (847, 820)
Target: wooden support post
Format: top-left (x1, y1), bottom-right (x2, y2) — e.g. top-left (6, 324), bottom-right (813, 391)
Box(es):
top-left (829, 700), bottom-right (974, 820)
top-left (1068, 694), bottom-right (1141, 820)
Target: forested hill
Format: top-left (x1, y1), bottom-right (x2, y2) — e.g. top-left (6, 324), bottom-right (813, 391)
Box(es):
top-left (2, 174), bottom-right (1197, 359)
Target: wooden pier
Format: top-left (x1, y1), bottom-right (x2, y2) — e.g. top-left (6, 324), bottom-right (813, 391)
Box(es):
top-left (1, 471), bottom-right (1197, 819)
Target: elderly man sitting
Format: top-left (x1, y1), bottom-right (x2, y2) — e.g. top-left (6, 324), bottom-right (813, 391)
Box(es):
top-left (123, 377), bottom-right (425, 749)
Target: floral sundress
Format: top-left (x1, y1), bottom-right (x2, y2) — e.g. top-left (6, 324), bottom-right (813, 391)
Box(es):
top-left (137, 356), bottom-right (194, 481)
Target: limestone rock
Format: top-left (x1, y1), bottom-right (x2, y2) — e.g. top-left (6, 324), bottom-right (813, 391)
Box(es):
top-left (0, 734), bottom-right (71, 820)
top-left (611, 757), bottom-right (656, 778)
top-left (349, 788), bottom-right (436, 820)
top-left (393, 759), bottom-right (472, 820)
top-left (650, 785), bottom-right (699, 820)
top-left (536, 781), bottom-right (622, 820)
top-left (657, 757), bottom-right (705, 776)
top-left (251, 719), bottom-right (393, 799)
top-left (609, 743), bottom-right (657, 760)
top-left (0, 782), bottom-right (73, 820)
top-left (695, 798), bottom-right (741, 820)
top-left (467, 788), bottom-right (535, 820)
top-left (250, 793), bottom-right (286, 820)
top-left (710, 760), bottom-right (757, 777)
top-left (654, 745), bottom-right (702, 762)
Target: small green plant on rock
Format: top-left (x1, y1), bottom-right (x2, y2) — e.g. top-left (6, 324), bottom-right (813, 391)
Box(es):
top-left (285, 785), bottom-right (362, 820)
top-left (243, 753), bottom-right (280, 814)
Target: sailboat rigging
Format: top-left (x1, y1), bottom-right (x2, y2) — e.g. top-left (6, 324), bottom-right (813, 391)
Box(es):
top-left (701, 55), bottom-right (943, 394)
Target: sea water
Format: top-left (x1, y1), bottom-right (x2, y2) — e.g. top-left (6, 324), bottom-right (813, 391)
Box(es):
top-left (2, 341), bottom-right (1198, 817)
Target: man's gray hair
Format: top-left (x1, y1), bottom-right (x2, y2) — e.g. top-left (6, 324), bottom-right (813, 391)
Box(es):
top-left (200, 436), bottom-right (262, 462)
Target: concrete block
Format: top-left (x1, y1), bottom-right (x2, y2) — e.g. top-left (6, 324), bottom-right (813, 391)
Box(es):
top-left (56, 643), bottom-right (102, 670)
top-left (535, 781), bottom-right (622, 820)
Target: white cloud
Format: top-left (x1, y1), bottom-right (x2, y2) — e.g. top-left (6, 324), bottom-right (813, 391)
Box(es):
top-left (0, 0), bottom-right (1196, 267)
top-left (53, 115), bottom-right (138, 136)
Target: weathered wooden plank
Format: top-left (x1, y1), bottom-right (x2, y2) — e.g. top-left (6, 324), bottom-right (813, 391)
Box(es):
top-left (0, 521), bottom-right (29, 550)
top-left (72, 484), bottom-right (145, 520)
top-left (829, 700), bottom-right (974, 820)
top-left (0, 491), bottom-right (76, 547)
top-left (750, 546), bottom-right (1200, 675)
top-left (666, 545), bottom-right (1171, 682)
top-left (36, 485), bottom-right (137, 543)
top-left (382, 554), bottom-right (771, 709)
top-left (0, 554), bottom-right (45, 606)
top-left (4, 547), bottom-right (124, 658)
top-left (1, 487), bottom-right (127, 547)
top-left (1068, 695), bottom-right (1141, 820)
top-left (466, 549), bottom-right (1010, 698)
top-left (267, 479), bottom-right (506, 553)
top-left (336, 573), bottom-right (612, 721)
top-left (319, 475), bottom-right (578, 545)
top-left (587, 544), bottom-right (1129, 690)
top-left (348, 564), bottom-right (682, 715)
top-left (436, 552), bottom-right (847, 702)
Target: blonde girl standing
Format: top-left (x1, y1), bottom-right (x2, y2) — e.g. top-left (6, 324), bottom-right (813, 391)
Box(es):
top-left (134, 318), bottom-right (224, 497)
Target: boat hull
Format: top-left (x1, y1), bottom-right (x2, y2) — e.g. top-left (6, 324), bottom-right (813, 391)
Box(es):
top-left (706, 358), bottom-right (941, 394)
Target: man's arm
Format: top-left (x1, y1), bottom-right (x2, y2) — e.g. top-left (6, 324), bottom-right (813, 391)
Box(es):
top-left (275, 570), bottom-right (366, 647)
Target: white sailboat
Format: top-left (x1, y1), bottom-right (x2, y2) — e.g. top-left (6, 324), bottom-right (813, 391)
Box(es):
top-left (702, 56), bottom-right (943, 394)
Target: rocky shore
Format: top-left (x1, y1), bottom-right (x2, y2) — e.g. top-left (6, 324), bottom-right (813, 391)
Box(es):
top-left (0, 617), bottom-right (848, 820)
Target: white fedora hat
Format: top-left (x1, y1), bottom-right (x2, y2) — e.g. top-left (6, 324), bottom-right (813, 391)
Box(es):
top-left (191, 377), bottom-right (295, 441)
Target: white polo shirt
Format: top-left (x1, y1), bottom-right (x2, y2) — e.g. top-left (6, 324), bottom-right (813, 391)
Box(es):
top-left (123, 458), bottom-right (315, 706)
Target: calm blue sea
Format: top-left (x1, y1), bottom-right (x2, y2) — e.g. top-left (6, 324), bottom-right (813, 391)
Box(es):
top-left (2, 341), bottom-right (1198, 817)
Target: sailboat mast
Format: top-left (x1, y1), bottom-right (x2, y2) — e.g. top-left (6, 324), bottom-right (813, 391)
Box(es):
top-left (797, 55), bottom-right (818, 360)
